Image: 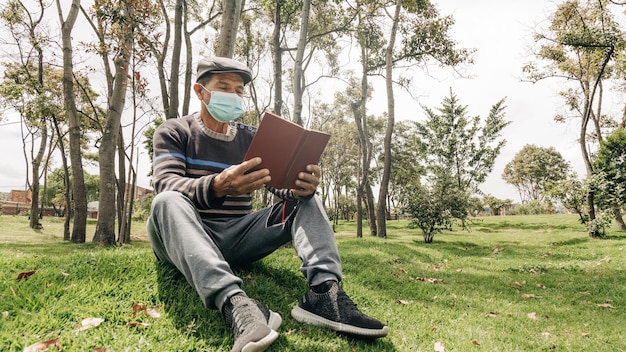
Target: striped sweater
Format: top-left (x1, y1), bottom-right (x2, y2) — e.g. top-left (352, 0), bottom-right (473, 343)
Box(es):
top-left (152, 113), bottom-right (302, 218)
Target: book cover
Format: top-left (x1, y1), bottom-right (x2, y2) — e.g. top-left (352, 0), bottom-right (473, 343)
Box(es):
top-left (243, 112), bottom-right (331, 189)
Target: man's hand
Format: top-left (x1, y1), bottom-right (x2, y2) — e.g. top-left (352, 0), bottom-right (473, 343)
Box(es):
top-left (212, 157), bottom-right (271, 198)
top-left (292, 165), bottom-right (321, 197)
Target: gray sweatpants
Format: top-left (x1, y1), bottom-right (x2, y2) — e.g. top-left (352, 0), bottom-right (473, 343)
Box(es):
top-left (146, 191), bottom-right (342, 311)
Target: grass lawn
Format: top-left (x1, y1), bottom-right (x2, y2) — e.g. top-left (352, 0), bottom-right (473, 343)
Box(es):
top-left (0, 214), bottom-right (624, 351)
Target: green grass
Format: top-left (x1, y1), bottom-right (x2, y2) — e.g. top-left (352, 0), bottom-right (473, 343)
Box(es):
top-left (0, 214), bottom-right (625, 351)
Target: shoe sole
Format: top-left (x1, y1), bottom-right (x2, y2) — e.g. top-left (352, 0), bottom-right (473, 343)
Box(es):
top-left (241, 329), bottom-right (279, 352)
top-left (291, 306), bottom-right (389, 338)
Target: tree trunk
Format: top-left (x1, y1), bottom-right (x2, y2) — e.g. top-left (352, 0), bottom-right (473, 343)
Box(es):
top-left (29, 119), bottom-right (46, 230)
top-left (167, 0), bottom-right (183, 119)
top-left (613, 206), bottom-right (626, 231)
top-left (116, 127), bottom-right (127, 241)
top-left (154, 0), bottom-right (170, 117)
top-left (272, 2), bottom-right (283, 115)
top-left (51, 117), bottom-right (71, 240)
top-left (216, 0), bottom-right (243, 58)
top-left (376, 0), bottom-right (402, 239)
top-left (58, 0), bottom-right (87, 243)
top-left (182, 4), bottom-right (192, 117)
top-left (292, 0), bottom-right (311, 126)
top-left (93, 11), bottom-right (133, 246)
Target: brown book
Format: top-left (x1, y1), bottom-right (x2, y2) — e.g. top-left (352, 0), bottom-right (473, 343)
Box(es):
top-left (243, 112), bottom-right (331, 189)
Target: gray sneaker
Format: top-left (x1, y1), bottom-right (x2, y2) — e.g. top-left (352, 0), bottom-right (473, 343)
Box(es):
top-left (222, 293), bottom-right (280, 352)
top-left (291, 281), bottom-right (388, 338)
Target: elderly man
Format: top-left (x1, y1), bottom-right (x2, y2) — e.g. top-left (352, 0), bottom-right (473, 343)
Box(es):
top-left (147, 56), bottom-right (388, 352)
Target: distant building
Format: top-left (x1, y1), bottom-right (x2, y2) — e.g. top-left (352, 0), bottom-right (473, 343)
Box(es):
top-left (0, 190), bottom-right (32, 215)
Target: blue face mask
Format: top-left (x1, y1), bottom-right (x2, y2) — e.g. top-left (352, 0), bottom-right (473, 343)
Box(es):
top-left (202, 89), bottom-right (244, 122)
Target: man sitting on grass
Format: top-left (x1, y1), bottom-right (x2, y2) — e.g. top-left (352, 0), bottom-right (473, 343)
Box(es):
top-left (146, 56), bottom-right (388, 352)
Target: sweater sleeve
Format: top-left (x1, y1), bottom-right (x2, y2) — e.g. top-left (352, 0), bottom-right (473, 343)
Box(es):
top-left (265, 185), bottom-right (315, 202)
top-left (152, 124), bottom-right (224, 209)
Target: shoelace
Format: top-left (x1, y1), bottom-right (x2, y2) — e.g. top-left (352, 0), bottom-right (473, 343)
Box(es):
top-left (336, 289), bottom-right (361, 316)
top-left (231, 300), bottom-right (259, 336)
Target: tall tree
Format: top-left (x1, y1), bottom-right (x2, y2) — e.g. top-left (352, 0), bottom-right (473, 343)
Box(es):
top-left (502, 144), bottom-right (571, 203)
top-left (81, 0), bottom-right (157, 245)
top-left (376, 0), bottom-right (401, 238)
top-left (0, 0), bottom-right (54, 230)
top-left (414, 90), bottom-right (509, 226)
top-left (57, 0), bottom-right (89, 242)
top-left (524, 0), bottom-right (624, 237)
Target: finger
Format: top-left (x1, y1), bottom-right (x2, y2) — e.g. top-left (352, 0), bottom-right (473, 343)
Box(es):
top-left (240, 157), bottom-right (263, 172)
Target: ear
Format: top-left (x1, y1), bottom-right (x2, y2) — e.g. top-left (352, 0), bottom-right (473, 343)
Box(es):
top-left (193, 83), bottom-right (204, 98)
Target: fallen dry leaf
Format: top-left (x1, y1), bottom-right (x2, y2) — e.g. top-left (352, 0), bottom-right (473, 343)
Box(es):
top-left (23, 338), bottom-right (61, 352)
top-left (513, 281), bottom-right (524, 288)
top-left (17, 270), bottom-right (36, 280)
top-left (581, 332), bottom-right (590, 337)
top-left (396, 299), bottom-right (413, 305)
top-left (132, 303), bottom-right (147, 317)
top-left (536, 284), bottom-right (546, 289)
top-left (2, 311), bottom-right (8, 318)
top-left (486, 312), bottom-right (498, 317)
top-left (541, 332), bottom-right (551, 337)
top-left (455, 268), bottom-right (462, 272)
top-left (434, 341), bottom-right (445, 352)
top-left (132, 303), bottom-right (161, 318)
top-left (472, 340), bottom-right (480, 346)
top-left (145, 307), bottom-right (161, 318)
top-left (129, 321), bottom-right (150, 328)
top-left (521, 293), bottom-right (541, 299)
top-left (416, 277), bottom-right (443, 284)
top-left (596, 303), bottom-right (615, 309)
top-left (527, 312), bottom-right (537, 320)
top-left (399, 268), bottom-right (408, 274)
top-left (61, 271), bottom-right (70, 277)
top-left (77, 317), bottom-right (105, 331)
top-left (92, 347), bottom-right (108, 352)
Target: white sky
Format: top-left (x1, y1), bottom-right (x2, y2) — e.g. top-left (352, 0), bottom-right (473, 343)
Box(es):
top-left (0, 0), bottom-right (620, 202)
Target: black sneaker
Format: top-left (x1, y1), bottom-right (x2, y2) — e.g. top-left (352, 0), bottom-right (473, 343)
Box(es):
top-left (222, 293), bottom-right (280, 352)
top-left (291, 281), bottom-right (389, 338)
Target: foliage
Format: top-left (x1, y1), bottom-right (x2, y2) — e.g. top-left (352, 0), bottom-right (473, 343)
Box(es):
top-left (516, 200), bottom-right (555, 215)
top-left (402, 176), bottom-right (467, 243)
top-left (502, 144), bottom-right (571, 202)
top-left (43, 169), bottom-right (100, 213)
top-left (410, 89), bottom-right (509, 235)
top-left (592, 128), bottom-right (626, 209)
top-left (523, 0), bottom-right (625, 236)
top-left (482, 194), bottom-right (513, 216)
top-left (131, 193), bottom-right (154, 221)
top-left (546, 173), bottom-right (587, 223)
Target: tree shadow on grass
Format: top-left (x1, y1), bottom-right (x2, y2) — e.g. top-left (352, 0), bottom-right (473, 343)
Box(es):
top-left (156, 258), bottom-right (398, 352)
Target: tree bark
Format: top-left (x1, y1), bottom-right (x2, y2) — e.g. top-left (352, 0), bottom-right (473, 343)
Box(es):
top-left (58, 0), bottom-right (88, 242)
top-left (292, 0), bottom-right (311, 126)
top-left (216, 0), bottom-right (243, 58)
top-left (93, 3), bottom-right (133, 246)
top-left (272, 2), bottom-right (283, 115)
top-left (376, 0), bottom-right (402, 239)
top-left (167, 0), bottom-right (183, 119)
top-left (51, 116), bottom-right (71, 240)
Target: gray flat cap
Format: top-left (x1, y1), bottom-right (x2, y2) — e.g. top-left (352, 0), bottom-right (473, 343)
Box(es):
top-left (196, 57), bottom-right (252, 85)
